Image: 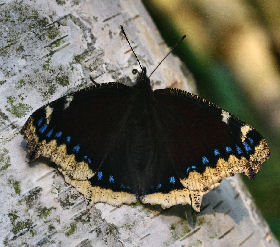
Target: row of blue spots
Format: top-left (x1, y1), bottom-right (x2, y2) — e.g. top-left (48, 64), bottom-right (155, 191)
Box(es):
top-left (212, 140), bottom-right (254, 158)
top-left (205, 138), bottom-right (254, 163)
top-left (36, 117), bottom-right (94, 168)
top-left (96, 172), bottom-right (115, 184)
top-left (36, 118), bottom-right (94, 166)
top-left (54, 133), bottom-right (94, 165)
top-left (58, 135), bottom-right (93, 165)
top-left (184, 138), bottom-right (255, 177)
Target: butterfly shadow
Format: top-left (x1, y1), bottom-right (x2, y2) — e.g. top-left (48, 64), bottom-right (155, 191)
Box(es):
top-left (143, 181), bottom-right (249, 228)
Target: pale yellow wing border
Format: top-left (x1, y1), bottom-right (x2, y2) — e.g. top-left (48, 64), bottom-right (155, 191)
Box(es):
top-left (21, 118), bottom-right (269, 212)
top-left (21, 118), bottom-right (137, 205)
top-left (141, 132), bottom-right (269, 212)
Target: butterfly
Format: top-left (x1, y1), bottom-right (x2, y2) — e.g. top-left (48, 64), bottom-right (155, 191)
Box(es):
top-left (21, 28), bottom-right (270, 212)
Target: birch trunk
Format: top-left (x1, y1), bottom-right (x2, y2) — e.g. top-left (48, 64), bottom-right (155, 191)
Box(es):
top-left (0, 0), bottom-right (278, 246)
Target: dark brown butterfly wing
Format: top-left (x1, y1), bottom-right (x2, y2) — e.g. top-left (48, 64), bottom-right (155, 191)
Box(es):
top-left (21, 82), bottom-right (270, 212)
top-left (21, 83), bottom-right (139, 206)
top-left (140, 88), bottom-right (270, 211)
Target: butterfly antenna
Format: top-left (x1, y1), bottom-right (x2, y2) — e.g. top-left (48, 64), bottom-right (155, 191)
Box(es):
top-left (121, 25), bottom-right (143, 71)
top-left (149, 34), bottom-right (186, 78)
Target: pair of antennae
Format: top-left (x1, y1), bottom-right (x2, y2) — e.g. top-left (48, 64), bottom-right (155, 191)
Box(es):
top-left (120, 25), bottom-right (186, 78)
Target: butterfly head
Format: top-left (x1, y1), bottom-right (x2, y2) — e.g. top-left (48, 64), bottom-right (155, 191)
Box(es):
top-left (134, 67), bottom-right (152, 89)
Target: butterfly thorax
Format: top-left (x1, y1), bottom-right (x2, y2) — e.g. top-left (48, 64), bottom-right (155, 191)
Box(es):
top-left (115, 68), bottom-right (161, 193)
top-left (133, 67), bottom-right (153, 96)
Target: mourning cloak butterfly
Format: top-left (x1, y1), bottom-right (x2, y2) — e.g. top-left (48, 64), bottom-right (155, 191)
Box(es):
top-left (21, 29), bottom-right (270, 212)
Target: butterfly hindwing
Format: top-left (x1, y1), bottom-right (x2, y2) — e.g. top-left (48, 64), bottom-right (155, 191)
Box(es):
top-left (153, 88), bottom-right (269, 190)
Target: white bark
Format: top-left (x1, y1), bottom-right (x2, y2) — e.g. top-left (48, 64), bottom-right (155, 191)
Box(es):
top-left (0, 0), bottom-right (278, 246)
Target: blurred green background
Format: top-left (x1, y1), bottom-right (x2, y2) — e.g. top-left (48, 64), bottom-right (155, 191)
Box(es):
top-left (143, 0), bottom-right (280, 240)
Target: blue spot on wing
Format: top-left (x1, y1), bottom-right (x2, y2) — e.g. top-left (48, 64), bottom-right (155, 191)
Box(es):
top-left (186, 166), bottom-right (198, 176)
top-left (156, 184), bottom-right (162, 189)
top-left (72, 145), bottom-right (80, 153)
top-left (109, 175), bottom-right (114, 183)
top-left (66, 136), bottom-right (71, 143)
top-left (214, 149), bottom-right (220, 156)
top-left (83, 155), bottom-right (92, 164)
top-left (235, 145), bottom-right (243, 154)
top-left (169, 176), bottom-right (175, 184)
top-left (46, 129), bottom-right (53, 138)
top-left (97, 171), bottom-right (103, 180)
top-left (248, 137), bottom-right (254, 145)
top-left (202, 156), bottom-right (209, 165)
top-left (225, 146), bottom-right (233, 153)
top-left (120, 184), bottom-right (125, 189)
top-left (243, 141), bottom-right (252, 153)
top-left (37, 118), bottom-right (43, 127)
top-left (39, 124), bottom-right (47, 134)
top-left (55, 131), bottom-right (62, 138)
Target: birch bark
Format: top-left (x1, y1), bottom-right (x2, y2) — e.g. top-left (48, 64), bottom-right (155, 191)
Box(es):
top-left (0, 0), bottom-right (278, 246)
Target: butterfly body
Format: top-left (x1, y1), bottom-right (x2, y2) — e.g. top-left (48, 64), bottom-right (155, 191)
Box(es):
top-left (21, 67), bottom-right (270, 211)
